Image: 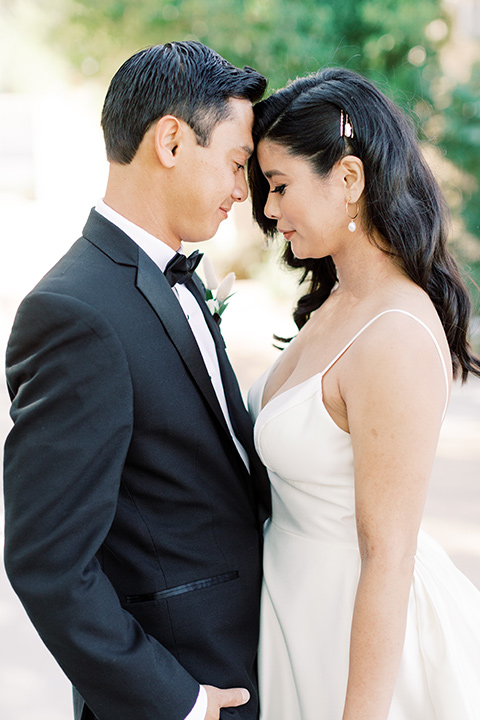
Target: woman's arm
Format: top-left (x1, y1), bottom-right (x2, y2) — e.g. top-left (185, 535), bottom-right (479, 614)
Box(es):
top-left (339, 313), bottom-right (450, 720)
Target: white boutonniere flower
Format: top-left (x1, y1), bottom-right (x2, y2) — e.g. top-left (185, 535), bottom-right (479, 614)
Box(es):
top-left (202, 255), bottom-right (236, 325)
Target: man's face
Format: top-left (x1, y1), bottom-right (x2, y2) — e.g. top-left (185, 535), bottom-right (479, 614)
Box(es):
top-left (166, 98), bottom-right (254, 244)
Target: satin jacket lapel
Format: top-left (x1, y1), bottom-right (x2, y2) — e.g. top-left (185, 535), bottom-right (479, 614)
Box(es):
top-left (83, 210), bottom-right (231, 437)
top-left (135, 251), bottom-right (232, 434)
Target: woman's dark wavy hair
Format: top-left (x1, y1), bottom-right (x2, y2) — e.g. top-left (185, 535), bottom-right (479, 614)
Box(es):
top-left (248, 67), bottom-right (480, 382)
top-left (102, 41), bottom-right (266, 164)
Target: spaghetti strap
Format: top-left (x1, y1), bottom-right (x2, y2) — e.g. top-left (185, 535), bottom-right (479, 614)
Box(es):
top-left (322, 309), bottom-right (450, 421)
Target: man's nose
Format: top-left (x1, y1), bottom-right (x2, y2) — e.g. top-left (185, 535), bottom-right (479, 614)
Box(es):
top-left (233, 171), bottom-right (248, 203)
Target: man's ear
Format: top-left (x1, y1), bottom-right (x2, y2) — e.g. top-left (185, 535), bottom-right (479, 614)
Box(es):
top-left (339, 155), bottom-right (365, 203)
top-left (153, 115), bottom-right (183, 168)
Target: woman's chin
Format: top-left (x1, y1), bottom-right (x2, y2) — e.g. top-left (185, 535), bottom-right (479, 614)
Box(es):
top-left (290, 245), bottom-right (311, 261)
top-left (290, 241), bottom-right (327, 262)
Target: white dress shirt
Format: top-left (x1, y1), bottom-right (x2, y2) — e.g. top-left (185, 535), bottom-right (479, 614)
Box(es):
top-left (95, 200), bottom-right (249, 720)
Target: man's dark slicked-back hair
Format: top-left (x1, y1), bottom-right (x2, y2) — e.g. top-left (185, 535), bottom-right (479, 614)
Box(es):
top-left (101, 41), bottom-right (267, 164)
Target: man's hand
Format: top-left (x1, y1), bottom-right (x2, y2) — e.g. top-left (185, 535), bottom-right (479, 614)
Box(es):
top-left (203, 684), bottom-right (250, 719)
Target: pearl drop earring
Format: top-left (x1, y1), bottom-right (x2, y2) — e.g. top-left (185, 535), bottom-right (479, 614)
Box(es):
top-left (346, 200), bottom-right (359, 232)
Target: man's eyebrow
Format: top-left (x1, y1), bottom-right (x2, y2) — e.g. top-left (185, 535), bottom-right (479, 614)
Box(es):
top-left (239, 145), bottom-right (254, 157)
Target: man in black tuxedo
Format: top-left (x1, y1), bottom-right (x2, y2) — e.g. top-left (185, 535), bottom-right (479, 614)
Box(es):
top-left (3, 42), bottom-right (270, 720)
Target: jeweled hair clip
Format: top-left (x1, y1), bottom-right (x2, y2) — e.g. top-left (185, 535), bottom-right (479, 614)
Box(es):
top-left (340, 109), bottom-right (354, 139)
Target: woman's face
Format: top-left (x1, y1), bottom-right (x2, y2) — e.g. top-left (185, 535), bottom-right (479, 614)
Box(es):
top-left (257, 139), bottom-right (347, 260)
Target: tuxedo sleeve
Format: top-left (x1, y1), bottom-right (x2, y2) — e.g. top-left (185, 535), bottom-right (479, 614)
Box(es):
top-left (3, 291), bottom-right (200, 720)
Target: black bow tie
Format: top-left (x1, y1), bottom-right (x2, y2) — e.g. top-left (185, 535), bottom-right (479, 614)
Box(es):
top-left (164, 250), bottom-right (203, 287)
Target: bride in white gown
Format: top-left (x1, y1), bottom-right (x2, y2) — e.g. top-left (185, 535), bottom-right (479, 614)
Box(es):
top-left (247, 68), bottom-right (480, 720)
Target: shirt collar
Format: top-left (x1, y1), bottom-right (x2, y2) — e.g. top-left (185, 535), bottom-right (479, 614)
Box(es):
top-left (95, 199), bottom-right (183, 272)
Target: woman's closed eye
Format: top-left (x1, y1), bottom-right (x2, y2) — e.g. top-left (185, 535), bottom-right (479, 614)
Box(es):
top-left (271, 184), bottom-right (287, 195)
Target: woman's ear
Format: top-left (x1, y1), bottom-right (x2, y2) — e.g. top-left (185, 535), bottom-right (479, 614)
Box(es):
top-left (153, 115), bottom-right (183, 168)
top-left (339, 155), bottom-right (365, 203)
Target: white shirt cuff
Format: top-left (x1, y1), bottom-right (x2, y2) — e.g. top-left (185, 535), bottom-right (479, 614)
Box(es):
top-left (184, 685), bottom-right (208, 720)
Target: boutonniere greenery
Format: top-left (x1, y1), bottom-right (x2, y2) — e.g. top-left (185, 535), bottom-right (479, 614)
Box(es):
top-left (201, 255), bottom-right (236, 325)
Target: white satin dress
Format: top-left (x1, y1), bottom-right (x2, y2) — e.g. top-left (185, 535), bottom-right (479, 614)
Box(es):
top-left (248, 310), bottom-right (480, 720)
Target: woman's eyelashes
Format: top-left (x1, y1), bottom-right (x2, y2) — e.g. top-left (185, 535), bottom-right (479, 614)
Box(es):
top-left (271, 183), bottom-right (287, 195)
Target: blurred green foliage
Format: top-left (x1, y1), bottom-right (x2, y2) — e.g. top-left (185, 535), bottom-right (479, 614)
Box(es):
top-left (37, 0), bottom-right (479, 305)
top-left (44, 0), bottom-right (446, 100)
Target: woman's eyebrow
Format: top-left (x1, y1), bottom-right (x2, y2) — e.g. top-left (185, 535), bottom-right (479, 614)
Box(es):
top-left (264, 169), bottom-right (286, 178)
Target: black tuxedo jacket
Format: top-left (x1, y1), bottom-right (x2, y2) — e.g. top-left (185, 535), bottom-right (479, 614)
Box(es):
top-left (3, 210), bottom-right (270, 720)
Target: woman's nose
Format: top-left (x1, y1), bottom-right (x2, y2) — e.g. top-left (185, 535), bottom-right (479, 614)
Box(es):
top-left (264, 193), bottom-right (280, 220)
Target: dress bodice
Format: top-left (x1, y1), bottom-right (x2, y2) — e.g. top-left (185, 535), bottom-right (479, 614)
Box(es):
top-left (248, 309), bottom-right (450, 547)
top-left (250, 367), bottom-right (357, 546)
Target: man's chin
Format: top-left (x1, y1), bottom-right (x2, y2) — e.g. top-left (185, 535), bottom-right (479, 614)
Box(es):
top-left (185, 223), bottom-right (224, 244)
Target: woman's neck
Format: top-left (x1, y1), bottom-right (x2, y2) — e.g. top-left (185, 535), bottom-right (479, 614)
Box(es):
top-left (331, 232), bottom-right (406, 301)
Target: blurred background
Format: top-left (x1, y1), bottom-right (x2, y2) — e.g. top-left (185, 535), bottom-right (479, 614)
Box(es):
top-left (0, 1), bottom-right (479, 718)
